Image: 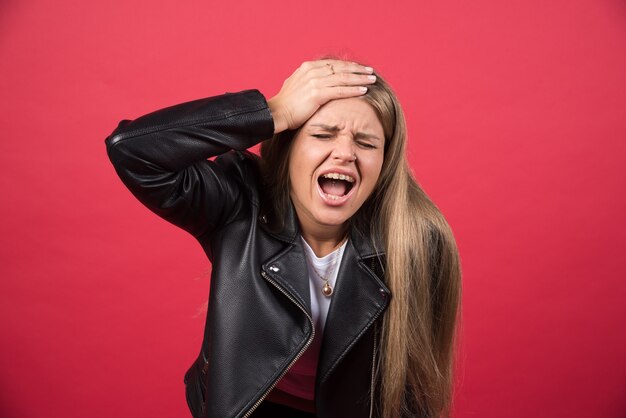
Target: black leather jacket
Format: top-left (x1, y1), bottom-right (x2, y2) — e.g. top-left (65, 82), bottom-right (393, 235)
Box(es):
top-left (105, 90), bottom-right (391, 418)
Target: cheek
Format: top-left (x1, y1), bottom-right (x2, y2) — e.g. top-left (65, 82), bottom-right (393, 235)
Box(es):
top-left (287, 142), bottom-right (307, 180)
top-left (288, 158), bottom-right (314, 196)
top-left (289, 141), bottom-right (314, 170)
top-left (288, 165), bottom-right (302, 192)
top-left (363, 156), bottom-right (384, 186)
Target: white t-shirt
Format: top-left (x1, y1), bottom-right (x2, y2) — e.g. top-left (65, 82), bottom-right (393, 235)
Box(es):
top-left (301, 237), bottom-right (347, 335)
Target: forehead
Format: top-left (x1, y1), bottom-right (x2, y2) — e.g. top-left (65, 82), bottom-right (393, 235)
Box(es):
top-left (305, 98), bottom-right (383, 132)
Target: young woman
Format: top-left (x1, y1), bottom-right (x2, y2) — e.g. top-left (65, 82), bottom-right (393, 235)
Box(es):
top-left (106, 59), bottom-right (461, 418)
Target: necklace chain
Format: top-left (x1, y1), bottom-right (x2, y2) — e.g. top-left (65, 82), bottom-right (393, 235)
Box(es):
top-left (307, 244), bottom-right (344, 297)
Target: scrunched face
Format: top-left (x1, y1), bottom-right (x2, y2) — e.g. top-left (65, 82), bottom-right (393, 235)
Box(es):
top-left (288, 97), bottom-right (385, 237)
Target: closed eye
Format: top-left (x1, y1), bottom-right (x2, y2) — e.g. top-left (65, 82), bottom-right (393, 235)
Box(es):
top-left (356, 141), bottom-right (377, 149)
top-left (311, 134), bottom-right (333, 139)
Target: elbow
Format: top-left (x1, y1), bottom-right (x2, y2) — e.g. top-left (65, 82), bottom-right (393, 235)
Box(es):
top-left (104, 119), bottom-right (132, 148)
top-left (104, 119), bottom-right (135, 168)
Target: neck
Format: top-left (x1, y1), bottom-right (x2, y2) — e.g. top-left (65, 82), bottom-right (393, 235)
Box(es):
top-left (300, 224), bottom-right (348, 257)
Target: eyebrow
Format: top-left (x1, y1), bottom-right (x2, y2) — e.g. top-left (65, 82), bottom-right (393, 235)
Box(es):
top-left (310, 124), bottom-right (381, 141)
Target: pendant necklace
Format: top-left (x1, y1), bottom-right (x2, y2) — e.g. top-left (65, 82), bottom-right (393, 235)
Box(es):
top-left (309, 244), bottom-right (343, 297)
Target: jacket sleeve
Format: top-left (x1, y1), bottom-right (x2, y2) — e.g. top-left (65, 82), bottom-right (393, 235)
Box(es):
top-left (104, 89), bottom-right (275, 239)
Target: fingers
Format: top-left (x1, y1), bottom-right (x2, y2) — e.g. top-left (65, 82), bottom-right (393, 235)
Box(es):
top-left (321, 72), bottom-right (377, 88)
top-left (301, 59), bottom-right (374, 75)
top-left (301, 60), bottom-right (377, 101)
top-left (316, 85), bottom-right (370, 103)
top-left (303, 60), bottom-right (374, 81)
top-left (319, 71), bottom-right (377, 101)
top-left (268, 59), bottom-right (378, 133)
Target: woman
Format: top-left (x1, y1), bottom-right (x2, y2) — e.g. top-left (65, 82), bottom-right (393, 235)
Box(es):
top-left (106, 59), bottom-right (461, 418)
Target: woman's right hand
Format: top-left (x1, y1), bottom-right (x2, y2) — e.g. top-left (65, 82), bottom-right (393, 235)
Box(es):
top-left (267, 60), bottom-right (376, 134)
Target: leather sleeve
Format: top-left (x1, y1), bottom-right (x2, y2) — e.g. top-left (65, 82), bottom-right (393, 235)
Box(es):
top-left (104, 89), bottom-right (275, 239)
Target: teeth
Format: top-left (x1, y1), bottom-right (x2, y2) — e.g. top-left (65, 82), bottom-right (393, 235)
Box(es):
top-left (322, 173), bottom-right (355, 183)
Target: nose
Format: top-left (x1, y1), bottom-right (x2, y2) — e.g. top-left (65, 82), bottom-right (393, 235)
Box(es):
top-left (331, 137), bottom-right (356, 163)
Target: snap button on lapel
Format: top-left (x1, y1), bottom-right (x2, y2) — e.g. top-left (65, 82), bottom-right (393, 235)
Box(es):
top-left (260, 215), bottom-right (268, 224)
top-left (269, 265), bottom-right (280, 272)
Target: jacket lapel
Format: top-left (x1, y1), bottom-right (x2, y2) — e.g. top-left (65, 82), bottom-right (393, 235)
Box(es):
top-left (259, 201), bottom-right (312, 314)
top-left (317, 236), bottom-right (390, 382)
top-left (261, 240), bottom-right (312, 315)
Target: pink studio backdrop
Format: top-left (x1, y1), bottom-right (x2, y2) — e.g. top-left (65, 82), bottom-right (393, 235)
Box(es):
top-left (1, 0), bottom-right (625, 417)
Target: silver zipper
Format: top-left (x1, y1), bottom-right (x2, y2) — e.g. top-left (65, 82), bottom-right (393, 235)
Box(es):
top-left (369, 323), bottom-right (377, 418)
top-left (369, 256), bottom-right (383, 418)
top-left (242, 270), bottom-right (316, 418)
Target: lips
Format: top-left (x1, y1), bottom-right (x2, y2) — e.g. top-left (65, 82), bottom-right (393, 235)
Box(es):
top-left (316, 170), bottom-right (358, 205)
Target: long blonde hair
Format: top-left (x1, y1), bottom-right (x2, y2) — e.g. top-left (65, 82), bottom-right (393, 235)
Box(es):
top-left (260, 70), bottom-right (461, 418)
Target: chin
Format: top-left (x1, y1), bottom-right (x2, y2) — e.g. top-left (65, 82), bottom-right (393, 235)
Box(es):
top-left (314, 210), bottom-right (354, 228)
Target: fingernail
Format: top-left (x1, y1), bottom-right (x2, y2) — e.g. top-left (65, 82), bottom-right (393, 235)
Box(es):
top-left (363, 66), bottom-right (374, 73)
top-left (367, 75), bottom-right (376, 81)
top-left (359, 87), bottom-right (368, 93)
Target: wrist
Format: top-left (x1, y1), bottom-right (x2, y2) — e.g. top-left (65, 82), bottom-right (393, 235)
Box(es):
top-left (267, 97), bottom-right (288, 134)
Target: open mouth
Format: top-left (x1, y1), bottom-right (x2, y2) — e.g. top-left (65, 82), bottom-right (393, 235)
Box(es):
top-left (317, 173), bottom-right (355, 200)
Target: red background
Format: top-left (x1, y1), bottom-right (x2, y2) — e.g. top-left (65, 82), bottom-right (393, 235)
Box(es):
top-left (1, 0), bottom-right (625, 416)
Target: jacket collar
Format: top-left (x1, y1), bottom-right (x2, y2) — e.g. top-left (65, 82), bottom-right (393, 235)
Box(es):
top-left (261, 199), bottom-right (386, 259)
top-left (260, 198), bottom-right (301, 244)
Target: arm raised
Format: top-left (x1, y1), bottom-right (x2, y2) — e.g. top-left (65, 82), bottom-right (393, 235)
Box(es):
top-left (105, 90), bottom-right (274, 239)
